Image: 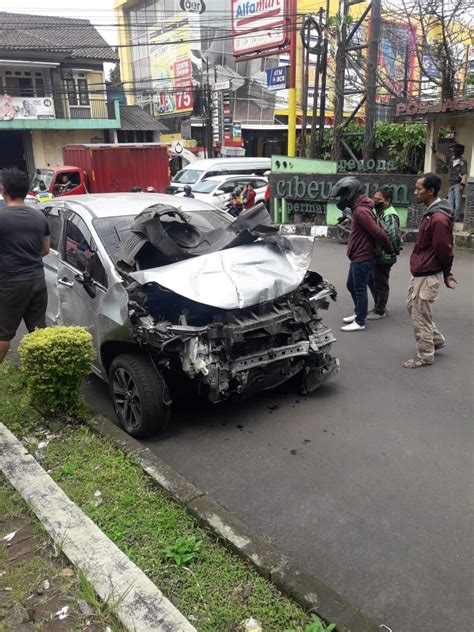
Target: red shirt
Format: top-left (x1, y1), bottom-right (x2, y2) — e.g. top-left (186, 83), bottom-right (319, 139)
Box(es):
top-left (244, 189), bottom-right (256, 209)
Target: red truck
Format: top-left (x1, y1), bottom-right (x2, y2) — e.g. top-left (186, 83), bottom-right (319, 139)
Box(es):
top-left (29, 143), bottom-right (170, 198)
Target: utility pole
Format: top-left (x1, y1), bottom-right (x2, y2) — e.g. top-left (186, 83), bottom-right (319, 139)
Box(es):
top-left (316, 0), bottom-right (329, 158)
top-left (331, 0), bottom-right (348, 162)
top-left (287, 0), bottom-right (298, 157)
top-left (299, 18), bottom-right (311, 157)
top-left (362, 0), bottom-right (381, 161)
top-left (331, 0), bottom-right (373, 162)
top-left (309, 9), bottom-right (324, 158)
top-left (203, 58), bottom-right (214, 158)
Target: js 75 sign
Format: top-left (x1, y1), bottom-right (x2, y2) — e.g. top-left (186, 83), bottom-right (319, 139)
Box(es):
top-left (232, 0), bottom-right (288, 57)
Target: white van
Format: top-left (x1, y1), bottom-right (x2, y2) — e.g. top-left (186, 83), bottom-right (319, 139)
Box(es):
top-left (167, 157), bottom-right (271, 193)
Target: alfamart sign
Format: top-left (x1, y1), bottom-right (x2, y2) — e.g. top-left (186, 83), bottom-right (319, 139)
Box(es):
top-left (231, 0), bottom-right (288, 56)
top-left (269, 173), bottom-right (419, 216)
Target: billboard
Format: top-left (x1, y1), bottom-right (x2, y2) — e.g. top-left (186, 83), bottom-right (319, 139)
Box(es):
top-left (0, 95), bottom-right (55, 120)
top-left (377, 20), bottom-right (417, 102)
top-left (231, 0), bottom-right (288, 57)
top-left (150, 14), bottom-right (195, 115)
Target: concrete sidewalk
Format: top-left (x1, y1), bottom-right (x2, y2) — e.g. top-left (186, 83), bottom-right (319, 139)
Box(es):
top-left (0, 423), bottom-right (196, 632)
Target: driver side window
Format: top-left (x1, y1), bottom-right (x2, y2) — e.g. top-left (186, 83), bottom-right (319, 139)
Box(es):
top-left (65, 213), bottom-right (108, 288)
top-left (43, 206), bottom-right (62, 251)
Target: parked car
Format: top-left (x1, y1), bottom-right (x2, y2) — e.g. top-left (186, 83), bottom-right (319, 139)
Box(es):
top-left (41, 193), bottom-right (339, 437)
top-left (175, 175), bottom-right (268, 210)
top-left (167, 157), bottom-right (271, 193)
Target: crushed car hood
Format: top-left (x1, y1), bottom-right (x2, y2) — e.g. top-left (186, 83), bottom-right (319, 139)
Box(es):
top-left (129, 236), bottom-right (315, 310)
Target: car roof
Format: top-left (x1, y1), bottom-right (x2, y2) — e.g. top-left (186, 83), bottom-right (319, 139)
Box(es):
top-left (199, 175), bottom-right (268, 184)
top-left (46, 192), bottom-right (223, 218)
top-left (180, 157), bottom-right (271, 170)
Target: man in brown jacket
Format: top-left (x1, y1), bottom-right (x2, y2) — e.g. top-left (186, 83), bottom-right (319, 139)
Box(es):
top-left (402, 173), bottom-right (456, 368)
top-left (331, 177), bottom-right (392, 332)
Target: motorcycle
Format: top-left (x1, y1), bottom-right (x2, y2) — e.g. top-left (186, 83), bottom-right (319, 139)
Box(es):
top-left (336, 207), bottom-right (352, 244)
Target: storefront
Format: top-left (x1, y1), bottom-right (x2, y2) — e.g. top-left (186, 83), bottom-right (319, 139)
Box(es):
top-left (395, 96), bottom-right (474, 230)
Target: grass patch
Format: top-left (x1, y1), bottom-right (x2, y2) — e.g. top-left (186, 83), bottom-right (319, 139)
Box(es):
top-left (0, 361), bottom-right (329, 631)
top-left (0, 476), bottom-right (123, 631)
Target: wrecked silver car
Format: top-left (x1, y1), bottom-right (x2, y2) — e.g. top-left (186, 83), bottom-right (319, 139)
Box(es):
top-left (42, 193), bottom-right (339, 437)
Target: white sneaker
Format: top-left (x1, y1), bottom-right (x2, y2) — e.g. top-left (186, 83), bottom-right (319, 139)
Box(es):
top-left (341, 321), bottom-right (365, 332)
top-left (342, 314), bottom-right (356, 324)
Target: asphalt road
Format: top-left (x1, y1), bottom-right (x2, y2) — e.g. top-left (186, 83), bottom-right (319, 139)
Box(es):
top-left (9, 241), bottom-right (473, 631)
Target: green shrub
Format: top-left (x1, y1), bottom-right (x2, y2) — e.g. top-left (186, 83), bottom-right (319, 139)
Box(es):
top-left (18, 326), bottom-right (95, 418)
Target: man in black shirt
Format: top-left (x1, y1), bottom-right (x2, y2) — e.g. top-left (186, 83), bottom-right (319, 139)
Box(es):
top-left (0, 168), bottom-right (51, 363)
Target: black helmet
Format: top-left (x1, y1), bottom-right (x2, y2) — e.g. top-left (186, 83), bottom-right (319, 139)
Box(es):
top-left (449, 143), bottom-right (464, 155)
top-left (184, 185), bottom-right (192, 192)
top-left (330, 176), bottom-right (364, 210)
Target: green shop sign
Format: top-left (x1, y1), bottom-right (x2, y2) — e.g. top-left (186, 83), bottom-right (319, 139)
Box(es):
top-left (270, 173), bottom-right (418, 206)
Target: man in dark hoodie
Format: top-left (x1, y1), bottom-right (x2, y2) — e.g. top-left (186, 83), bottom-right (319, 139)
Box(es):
top-left (402, 172), bottom-right (456, 369)
top-left (331, 177), bottom-right (392, 332)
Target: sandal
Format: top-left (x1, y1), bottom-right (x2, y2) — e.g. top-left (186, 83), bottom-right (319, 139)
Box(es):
top-left (402, 357), bottom-right (433, 369)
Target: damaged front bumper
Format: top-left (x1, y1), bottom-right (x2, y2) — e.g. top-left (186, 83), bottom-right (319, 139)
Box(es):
top-left (130, 272), bottom-right (339, 402)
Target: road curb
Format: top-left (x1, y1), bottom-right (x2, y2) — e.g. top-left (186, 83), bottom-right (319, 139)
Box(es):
top-left (0, 423), bottom-right (196, 632)
top-left (91, 416), bottom-right (380, 632)
top-left (277, 223), bottom-right (473, 248)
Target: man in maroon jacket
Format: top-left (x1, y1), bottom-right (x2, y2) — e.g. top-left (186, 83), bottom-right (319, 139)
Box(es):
top-left (402, 173), bottom-right (456, 368)
top-left (331, 177), bottom-right (392, 332)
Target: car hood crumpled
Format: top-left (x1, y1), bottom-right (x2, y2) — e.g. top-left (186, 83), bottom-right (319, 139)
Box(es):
top-left (129, 235), bottom-right (315, 310)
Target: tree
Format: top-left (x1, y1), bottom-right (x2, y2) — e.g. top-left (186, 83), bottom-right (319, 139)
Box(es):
top-left (107, 64), bottom-right (122, 87)
top-left (388, 0), bottom-right (472, 99)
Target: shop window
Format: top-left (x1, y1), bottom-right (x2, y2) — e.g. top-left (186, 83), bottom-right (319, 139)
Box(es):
top-left (77, 79), bottom-right (90, 106)
top-left (66, 79), bottom-right (78, 106)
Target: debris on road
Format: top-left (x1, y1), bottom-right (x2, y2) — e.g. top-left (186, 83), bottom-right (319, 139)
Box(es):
top-left (242, 617), bottom-right (262, 631)
top-left (54, 605), bottom-right (69, 620)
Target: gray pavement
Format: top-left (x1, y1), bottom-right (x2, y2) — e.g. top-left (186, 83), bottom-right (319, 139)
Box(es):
top-left (9, 242), bottom-right (474, 631)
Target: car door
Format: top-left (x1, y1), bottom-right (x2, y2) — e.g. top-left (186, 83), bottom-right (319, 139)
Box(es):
top-left (213, 179), bottom-right (238, 208)
top-left (42, 206), bottom-right (64, 325)
top-left (56, 210), bottom-right (109, 356)
top-left (250, 178), bottom-right (268, 203)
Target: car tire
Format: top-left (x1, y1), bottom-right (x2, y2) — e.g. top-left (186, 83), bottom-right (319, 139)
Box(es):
top-left (109, 353), bottom-right (171, 437)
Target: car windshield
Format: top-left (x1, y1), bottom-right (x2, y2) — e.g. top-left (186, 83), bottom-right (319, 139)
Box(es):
top-left (172, 169), bottom-right (204, 184)
top-left (192, 180), bottom-right (219, 194)
top-left (93, 208), bottom-right (232, 263)
top-left (30, 169), bottom-right (53, 191)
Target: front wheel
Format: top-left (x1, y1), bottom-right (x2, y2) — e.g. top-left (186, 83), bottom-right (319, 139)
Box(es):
top-left (109, 353), bottom-right (171, 437)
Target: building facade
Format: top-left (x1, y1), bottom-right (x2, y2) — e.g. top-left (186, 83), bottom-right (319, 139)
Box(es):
top-left (0, 11), bottom-right (120, 173)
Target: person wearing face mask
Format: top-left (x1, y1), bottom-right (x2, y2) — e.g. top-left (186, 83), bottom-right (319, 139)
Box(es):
top-left (330, 177), bottom-right (392, 332)
top-left (367, 186), bottom-right (400, 320)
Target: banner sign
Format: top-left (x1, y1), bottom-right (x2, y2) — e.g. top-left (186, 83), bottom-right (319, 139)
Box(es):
top-left (150, 14), bottom-right (194, 116)
top-left (0, 95), bottom-right (55, 120)
top-left (266, 66), bottom-right (289, 91)
top-left (232, 0), bottom-right (288, 57)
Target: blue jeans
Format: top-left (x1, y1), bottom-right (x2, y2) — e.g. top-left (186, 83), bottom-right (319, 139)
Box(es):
top-left (448, 183), bottom-right (462, 221)
top-left (347, 260), bottom-right (375, 326)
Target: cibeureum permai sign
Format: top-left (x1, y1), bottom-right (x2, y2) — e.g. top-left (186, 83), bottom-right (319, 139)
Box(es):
top-left (269, 173), bottom-right (419, 209)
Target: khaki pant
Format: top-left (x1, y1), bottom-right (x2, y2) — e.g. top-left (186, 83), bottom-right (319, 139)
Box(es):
top-left (407, 273), bottom-right (445, 362)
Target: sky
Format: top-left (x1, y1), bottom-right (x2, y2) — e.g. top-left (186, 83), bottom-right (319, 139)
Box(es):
top-left (0, 0), bottom-right (118, 45)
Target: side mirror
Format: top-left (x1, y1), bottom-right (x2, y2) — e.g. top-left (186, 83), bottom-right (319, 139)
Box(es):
top-left (75, 272), bottom-right (96, 298)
